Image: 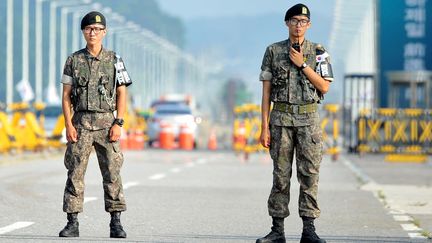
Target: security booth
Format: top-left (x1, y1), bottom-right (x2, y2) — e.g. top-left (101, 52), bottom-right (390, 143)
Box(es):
top-left (387, 71), bottom-right (432, 109)
top-left (342, 74), bottom-right (375, 152)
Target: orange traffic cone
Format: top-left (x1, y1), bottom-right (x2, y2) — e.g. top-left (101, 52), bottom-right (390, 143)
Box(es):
top-left (127, 129), bottom-right (135, 149)
top-left (134, 129), bottom-right (145, 149)
top-left (159, 122), bottom-right (175, 150)
top-left (179, 124), bottom-right (194, 150)
top-left (207, 129), bottom-right (218, 150)
top-left (237, 123), bottom-right (246, 147)
top-left (127, 128), bottom-right (145, 150)
top-left (233, 122), bottom-right (246, 151)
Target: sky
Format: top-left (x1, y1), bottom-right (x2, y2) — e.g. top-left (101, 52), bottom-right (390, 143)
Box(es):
top-left (157, 0), bottom-right (335, 20)
top-left (156, 0), bottom-right (337, 103)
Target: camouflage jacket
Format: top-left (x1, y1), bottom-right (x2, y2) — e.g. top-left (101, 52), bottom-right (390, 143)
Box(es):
top-left (61, 47), bottom-right (132, 130)
top-left (259, 39), bottom-right (331, 127)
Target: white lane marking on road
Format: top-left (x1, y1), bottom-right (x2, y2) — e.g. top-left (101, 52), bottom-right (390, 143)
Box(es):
top-left (400, 223), bottom-right (422, 231)
top-left (148, 157), bottom-right (208, 180)
top-left (393, 215), bottom-right (413, 221)
top-left (196, 158), bottom-right (207, 164)
top-left (149, 173), bottom-right (166, 180)
top-left (0, 222), bottom-right (34, 235)
top-left (84, 197), bottom-right (98, 204)
top-left (408, 232), bottom-right (427, 239)
top-left (123, 181), bottom-right (139, 189)
top-left (185, 162), bottom-right (195, 168)
top-left (341, 156), bottom-right (428, 239)
top-left (170, 168), bottom-right (181, 173)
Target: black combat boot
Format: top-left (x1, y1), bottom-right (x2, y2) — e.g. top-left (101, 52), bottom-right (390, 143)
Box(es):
top-left (300, 217), bottom-right (326, 243)
top-left (256, 217), bottom-right (286, 243)
top-left (59, 213), bottom-right (79, 237)
top-left (110, 212), bottom-right (127, 238)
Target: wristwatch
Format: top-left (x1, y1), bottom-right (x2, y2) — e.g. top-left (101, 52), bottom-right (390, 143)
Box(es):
top-left (113, 118), bottom-right (124, 127)
top-left (300, 62), bottom-right (308, 70)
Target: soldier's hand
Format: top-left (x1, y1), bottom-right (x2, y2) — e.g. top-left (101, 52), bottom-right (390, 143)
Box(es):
top-left (66, 125), bottom-right (78, 143)
top-left (289, 47), bottom-right (304, 68)
top-left (260, 126), bottom-right (271, 148)
top-left (110, 125), bottom-right (121, 142)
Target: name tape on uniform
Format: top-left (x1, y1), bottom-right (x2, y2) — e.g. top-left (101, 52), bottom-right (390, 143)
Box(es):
top-left (114, 59), bottom-right (125, 71)
top-left (320, 63), bottom-right (329, 76)
top-left (115, 57), bottom-right (132, 85)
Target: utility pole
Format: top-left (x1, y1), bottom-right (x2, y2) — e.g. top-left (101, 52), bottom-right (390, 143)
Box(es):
top-left (22, 0), bottom-right (30, 86)
top-left (35, 0), bottom-right (45, 103)
top-left (6, 0), bottom-right (14, 107)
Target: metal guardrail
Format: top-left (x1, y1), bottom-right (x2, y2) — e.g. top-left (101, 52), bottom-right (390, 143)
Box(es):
top-left (232, 103), bottom-right (342, 161)
top-left (0, 102), bottom-right (148, 154)
top-left (356, 108), bottom-right (432, 154)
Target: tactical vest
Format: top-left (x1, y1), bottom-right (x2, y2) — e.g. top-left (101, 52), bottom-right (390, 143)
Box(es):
top-left (71, 49), bottom-right (117, 112)
top-left (270, 39), bottom-right (321, 104)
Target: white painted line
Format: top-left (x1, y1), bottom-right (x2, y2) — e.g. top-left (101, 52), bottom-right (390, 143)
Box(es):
top-left (393, 215), bottom-right (413, 222)
top-left (400, 223), bottom-right (422, 231)
top-left (170, 168), bottom-right (181, 173)
top-left (0, 222), bottom-right (34, 234)
top-left (340, 156), bottom-right (375, 184)
top-left (185, 162), bottom-right (195, 168)
top-left (84, 197), bottom-right (98, 204)
top-left (123, 181), bottom-right (139, 189)
top-left (389, 210), bottom-right (406, 215)
top-left (408, 232), bottom-right (427, 239)
top-left (149, 173), bottom-right (166, 180)
top-left (196, 159), bottom-right (207, 164)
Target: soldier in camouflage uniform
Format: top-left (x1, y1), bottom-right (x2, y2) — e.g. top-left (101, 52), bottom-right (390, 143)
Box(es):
top-left (256, 4), bottom-right (333, 243)
top-left (59, 11), bottom-right (132, 238)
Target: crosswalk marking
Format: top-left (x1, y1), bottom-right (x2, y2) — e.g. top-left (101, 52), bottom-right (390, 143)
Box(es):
top-left (408, 232), bottom-right (427, 239)
top-left (393, 215), bottom-right (413, 221)
top-left (400, 223), bottom-right (422, 231)
top-left (388, 210), bottom-right (406, 215)
top-left (0, 222), bottom-right (34, 235)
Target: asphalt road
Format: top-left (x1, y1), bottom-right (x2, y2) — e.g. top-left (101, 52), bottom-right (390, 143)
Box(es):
top-left (0, 149), bottom-right (431, 243)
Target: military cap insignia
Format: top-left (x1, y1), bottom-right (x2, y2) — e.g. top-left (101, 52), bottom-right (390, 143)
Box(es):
top-left (302, 7), bottom-right (308, 15)
top-left (95, 15), bottom-right (101, 23)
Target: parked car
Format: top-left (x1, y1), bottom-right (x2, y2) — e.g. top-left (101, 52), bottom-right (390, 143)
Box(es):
top-left (147, 103), bottom-right (198, 148)
top-left (150, 100), bottom-right (184, 110)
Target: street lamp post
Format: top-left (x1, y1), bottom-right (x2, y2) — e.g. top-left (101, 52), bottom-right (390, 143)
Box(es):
top-left (21, 0), bottom-right (30, 100)
top-left (6, 0), bottom-right (13, 107)
top-left (47, 0), bottom-right (90, 105)
top-left (35, 0), bottom-right (51, 103)
top-left (60, 2), bottom-right (96, 70)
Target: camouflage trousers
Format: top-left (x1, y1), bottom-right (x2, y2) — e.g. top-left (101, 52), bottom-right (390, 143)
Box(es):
top-left (268, 123), bottom-right (323, 218)
top-left (63, 127), bottom-right (126, 213)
